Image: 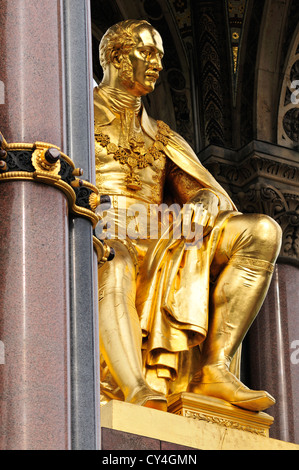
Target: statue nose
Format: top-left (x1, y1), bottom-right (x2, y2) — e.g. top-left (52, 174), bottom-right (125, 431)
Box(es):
top-left (152, 58), bottom-right (163, 71)
top-left (149, 53), bottom-right (163, 71)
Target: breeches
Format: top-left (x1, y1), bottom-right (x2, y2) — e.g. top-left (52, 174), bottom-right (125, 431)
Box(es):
top-left (99, 212), bottom-right (282, 297)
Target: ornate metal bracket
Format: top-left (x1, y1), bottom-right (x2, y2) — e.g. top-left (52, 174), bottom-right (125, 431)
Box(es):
top-left (0, 131), bottom-right (114, 266)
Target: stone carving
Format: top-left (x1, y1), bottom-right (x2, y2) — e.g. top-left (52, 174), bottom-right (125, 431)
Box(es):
top-left (180, 410), bottom-right (267, 436)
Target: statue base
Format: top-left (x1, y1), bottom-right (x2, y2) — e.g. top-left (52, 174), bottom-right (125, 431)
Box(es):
top-left (167, 392), bottom-right (273, 437)
top-left (101, 397), bottom-right (299, 450)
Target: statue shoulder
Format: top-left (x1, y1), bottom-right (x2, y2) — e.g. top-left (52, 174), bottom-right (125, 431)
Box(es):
top-left (94, 87), bottom-right (115, 127)
top-left (141, 109), bottom-right (200, 168)
top-left (141, 110), bottom-right (176, 143)
top-left (145, 113), bottom-right (194, 152)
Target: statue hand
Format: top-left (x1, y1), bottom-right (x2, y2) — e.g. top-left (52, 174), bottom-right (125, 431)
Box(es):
top-left (187, 189), bottom-right (220, 238)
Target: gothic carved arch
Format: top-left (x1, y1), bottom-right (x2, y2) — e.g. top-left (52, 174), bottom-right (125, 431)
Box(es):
top-left (236, 0), bottom-right (264, 147)
top-left (255, 0), bottom-right (292, 144)
top-left (277, 23), bottom-right (299, 149)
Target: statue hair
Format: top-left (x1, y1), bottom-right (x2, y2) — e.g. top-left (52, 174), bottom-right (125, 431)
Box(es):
top-left (99, 19), bottom-right (153, 70)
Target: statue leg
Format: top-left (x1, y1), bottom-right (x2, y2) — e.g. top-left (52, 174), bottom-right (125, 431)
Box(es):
top-left (98, 240), bottom-right (167, 411)
top-left (188, 214), bottom-right (282, 411)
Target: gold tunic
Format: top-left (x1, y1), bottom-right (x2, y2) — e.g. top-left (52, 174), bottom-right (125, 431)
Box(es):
top-left (95, 119), bottom-right (167, 205)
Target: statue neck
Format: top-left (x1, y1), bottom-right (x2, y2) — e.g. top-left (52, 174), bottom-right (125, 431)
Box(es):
top-left (99, 84), bottom-right (142, 117)
top-left (97, 84), bottom-right (144, 150)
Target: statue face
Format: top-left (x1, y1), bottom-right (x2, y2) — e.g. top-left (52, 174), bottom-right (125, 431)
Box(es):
top-left (121, 26), bottom-right (164, 96)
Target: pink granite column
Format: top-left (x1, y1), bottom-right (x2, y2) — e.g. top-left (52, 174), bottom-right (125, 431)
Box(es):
top-left (0, 0), bottom-right (65, 146)
top-left (247, 263), bottom-right (299, 445)
top-left (0, 0), bottom-right (71, 449)
top-left (0, 182), bottom-right (70, 450)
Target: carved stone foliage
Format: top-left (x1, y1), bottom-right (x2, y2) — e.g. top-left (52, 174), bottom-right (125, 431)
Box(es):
top-left (283, 107), bottom-right (299, 144)
top-left (207, 154), bottom-right (299, 190)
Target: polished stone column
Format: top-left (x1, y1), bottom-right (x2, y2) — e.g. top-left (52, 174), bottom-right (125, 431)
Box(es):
top-left (0, 182), bottom-right (70, 450)
top-left (0, 0), bottom-right (69, 449)
top-left (247, 263), bottom-right (299, 445)
top-left (0, 0), bottom-right (66, 146)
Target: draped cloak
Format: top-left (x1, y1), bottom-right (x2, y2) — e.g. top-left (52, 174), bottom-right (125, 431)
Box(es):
top-left (94, 87), bottom-right (241, 397)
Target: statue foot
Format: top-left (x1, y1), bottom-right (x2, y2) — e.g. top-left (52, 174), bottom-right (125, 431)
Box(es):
top-left (126, 385), bottom-right (168, 412)
top-left (187, 364), bottom-right (275, 412)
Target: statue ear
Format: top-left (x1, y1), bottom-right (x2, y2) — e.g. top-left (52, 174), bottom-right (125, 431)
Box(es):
top-left (111, 49), bottom-right (122, 69)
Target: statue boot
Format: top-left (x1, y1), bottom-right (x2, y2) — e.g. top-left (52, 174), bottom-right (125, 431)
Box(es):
top-left (99, 289), bottom-right (167, 411)
top-left (187, 254), bottom-right (277, 412)
top-left (98, 241), bottom-right (167, 412)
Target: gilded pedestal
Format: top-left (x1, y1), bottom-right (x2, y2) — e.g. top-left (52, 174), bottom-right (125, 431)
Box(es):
top-left (101, 400), bottom-right (299, 450)
top-left (167, 392), bottom-right (273, 437)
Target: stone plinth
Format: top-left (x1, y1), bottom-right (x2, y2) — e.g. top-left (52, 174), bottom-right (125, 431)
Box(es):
top-left (101, 400), bottom-right (299, 450)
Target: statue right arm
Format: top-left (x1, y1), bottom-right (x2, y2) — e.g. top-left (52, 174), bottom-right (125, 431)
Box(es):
top-left (166, 161), bottom-right (231, 237)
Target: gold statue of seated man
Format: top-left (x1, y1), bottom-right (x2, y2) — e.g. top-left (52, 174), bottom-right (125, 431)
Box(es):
top-left (94, 20), bottom-right (282, 413)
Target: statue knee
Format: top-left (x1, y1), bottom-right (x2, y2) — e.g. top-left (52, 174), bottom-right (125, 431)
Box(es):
top-left (253, 214), bottom-right (281, 244)
top-left (246, 214), bottom-right (282, 261)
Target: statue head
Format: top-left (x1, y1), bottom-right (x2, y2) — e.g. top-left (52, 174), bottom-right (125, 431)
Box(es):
top-left (99, 20), bottom-right (164, 97)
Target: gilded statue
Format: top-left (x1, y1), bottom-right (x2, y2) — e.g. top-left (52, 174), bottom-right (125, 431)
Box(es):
top-left (94, 20), bottom-right (282, 413)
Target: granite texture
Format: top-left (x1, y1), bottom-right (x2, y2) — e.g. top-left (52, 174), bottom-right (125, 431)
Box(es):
top-left (247, 263), bottom-right (299, 445)
top-left (0, 0), bottom-right (65, 146)
top-left (101, 428), bottom-right (196, 451)
top-left (0, 181), bottom-right (71, 450)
